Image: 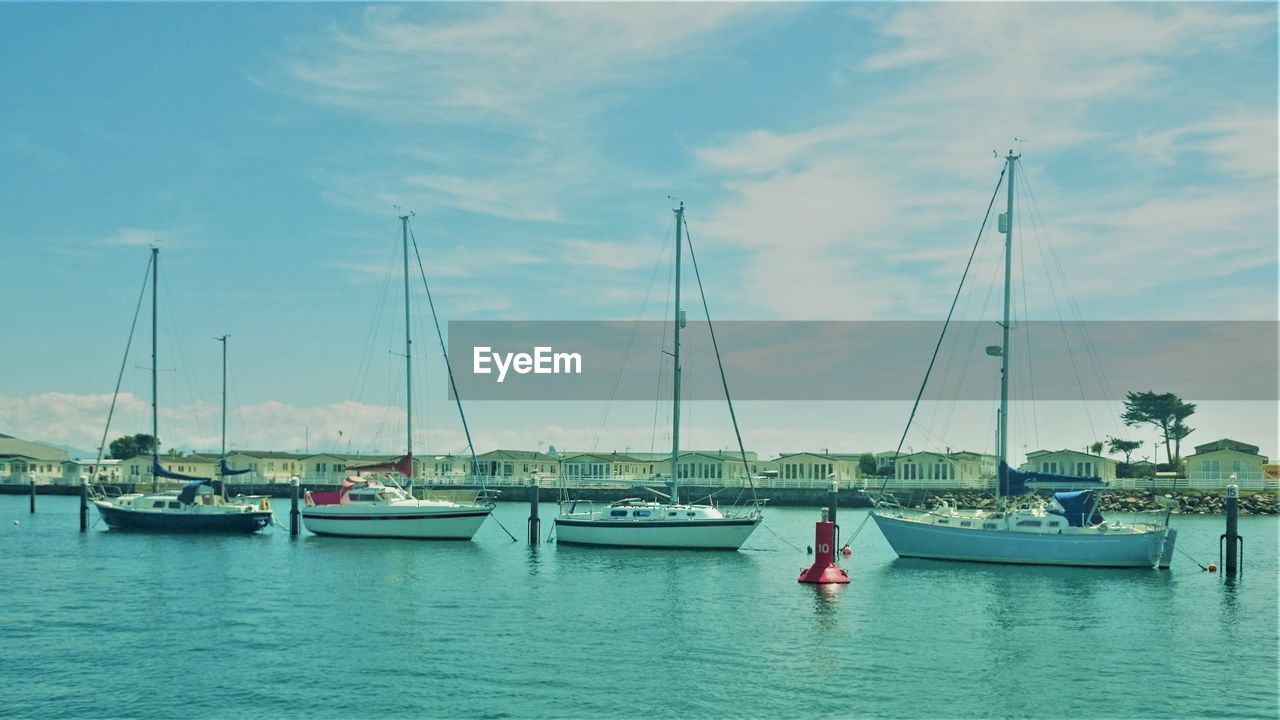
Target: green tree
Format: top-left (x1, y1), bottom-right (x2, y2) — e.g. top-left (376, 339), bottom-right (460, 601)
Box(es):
top-left (1121, 390), bottom-right (1196, 467)
top-left (1106, 437), bottom-right (1143, 464)
top-left (108, 433), bottom-right (158, 460)
top-left (858, 453), bottom-right (878, 477)
top-left (1089, 441), bottom-right (1104, 456)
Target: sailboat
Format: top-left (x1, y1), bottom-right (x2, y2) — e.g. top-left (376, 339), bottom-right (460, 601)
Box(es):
top-left (300, 213), bottom-right (495, 540)
top-left (91, 248), bottom-right (273, 532)
top-left (553, 203), bottom-right (764, 549)
top-left (869, 152), bottom-right (1178, 568)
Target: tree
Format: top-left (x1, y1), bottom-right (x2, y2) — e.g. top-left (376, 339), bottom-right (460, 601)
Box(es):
top-left (858, 453), bottom-right (878, 477)
top-left (1089, 441), bottom-right (1104, 456)
top-left (108, 433), bottom-right (158, 460)
top-left (1121, 390), bottom-right (1196, 467)
top-left (1106, 437), bottom-right (1143, 464)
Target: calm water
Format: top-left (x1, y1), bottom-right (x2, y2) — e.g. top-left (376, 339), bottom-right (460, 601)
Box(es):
top-left (2, 496), bottom-right (1276, 719)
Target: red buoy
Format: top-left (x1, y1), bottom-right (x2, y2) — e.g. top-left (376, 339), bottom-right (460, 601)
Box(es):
top-left (841, 545), bottom-right (852, 557)
top-left (798, 521), bottom-right (849, 584)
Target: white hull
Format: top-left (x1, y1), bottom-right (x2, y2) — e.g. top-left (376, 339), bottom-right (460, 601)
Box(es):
top-left (554, 517), bottom-right (760, 549)
top-left (302, 504), bottom-right (490, 540)
top-left (872, 512), bottom-right (1176, 568)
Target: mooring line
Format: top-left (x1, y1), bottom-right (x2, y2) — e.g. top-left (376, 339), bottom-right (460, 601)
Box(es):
top-left (760, 522), bottom-right (804, 552)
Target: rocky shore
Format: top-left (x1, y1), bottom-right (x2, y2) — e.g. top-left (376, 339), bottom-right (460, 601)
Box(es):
top-left (909, 490), bottom-right (1279, 515)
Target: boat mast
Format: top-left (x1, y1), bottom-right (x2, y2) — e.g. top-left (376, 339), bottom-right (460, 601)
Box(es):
top-left (998, 151), bottom-right (1018, 506)
top-left (151, 246), bottom-right (159, 491)
top-left (401, 213), bottom-right (414, 474)
top-left (218, 335), bottom-right (228, 460)
top-left (670, 202), bottom-right (684, 504)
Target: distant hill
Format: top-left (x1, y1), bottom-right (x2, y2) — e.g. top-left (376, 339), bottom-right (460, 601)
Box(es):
top-left (36, 440), bottom-right (97, 461)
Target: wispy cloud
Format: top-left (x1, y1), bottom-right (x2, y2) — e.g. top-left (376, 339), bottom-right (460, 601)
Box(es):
top-left (94, 227), bottom-right (178, 247)
top-left (274, 4), bottom-right (765, 127)
top-left (691, 3), bottom-right (1276, 321)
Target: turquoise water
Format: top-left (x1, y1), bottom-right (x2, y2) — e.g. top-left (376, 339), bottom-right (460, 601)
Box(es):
top-left (2, 496), bottom-right (1276, 719)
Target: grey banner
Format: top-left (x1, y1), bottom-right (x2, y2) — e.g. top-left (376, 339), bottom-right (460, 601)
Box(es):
top-left (447, 321), bottom-right (1278, 401)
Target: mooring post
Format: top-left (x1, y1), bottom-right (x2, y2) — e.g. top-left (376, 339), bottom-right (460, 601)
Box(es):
top-left (79, 480), bottom-right (89, 532)
top-left (289, 478), bottom-right (300, 537)
top-left (29, 480), bottom-right (36, 513)
top-left (1221, 484), bottom-right (1242, 576)
top-left (528, 475), bottom-right (541, 545)
top-left (827, 478), bottom-right (838, 526)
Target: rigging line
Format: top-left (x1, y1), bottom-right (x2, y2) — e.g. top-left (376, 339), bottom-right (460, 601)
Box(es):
top-left (591, 214), bottom-right (674, 453)
top-left (407, 223), bottom-right (482, 490)
top-left (651, 227), bottom-right (676, 457)
top-left (1019, 174), bottom-right (1097, 441)
top-left (1016, 200), bottom-right (1041, 450)
top-left (878, 163), bottom-right (1007, 496)
top-left (681, 215), bottom-right (760, 508)
top-left (94, 253), bottom-right (155, 473)
top-left (1021, 169), bottom-right (1123, 440)
top-left (935, 235), bottom-right (1003, 451)
top-left (341, 233), bottom-right (400, 450)
top-left (160, 278), bottom-right (209, 449)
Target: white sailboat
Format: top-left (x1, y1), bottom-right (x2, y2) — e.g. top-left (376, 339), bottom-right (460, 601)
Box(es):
top-left (301, 213), bottom-right (495, 540)
top-left (870, 152), bottom-right (1178, 568)
top-left (554, 203), bottom-right (764, 550)
top-left (91, 248), bottom-right (273, 533)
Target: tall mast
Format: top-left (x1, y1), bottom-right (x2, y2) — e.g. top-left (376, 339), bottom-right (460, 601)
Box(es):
top-left (670, 203), bottom-right (684, 504)
top-left (401, 213), bottom-right (413, 471)
top-left (998, 151), bottom-right (1018, 505)
top-left (218, 335), bottom-right (228, 461)
top-left (151, 247), bottom-right (159, 461)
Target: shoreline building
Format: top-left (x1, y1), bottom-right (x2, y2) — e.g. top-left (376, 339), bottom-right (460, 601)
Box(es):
top-left (0, 434), bottom-right (69, 485)
top-left (894, 450), bottom-right (996, 485)
top-left (1184, 439), bottom-right (1269, 483)
top-left (1021, 449), bottom-right (1117, 481)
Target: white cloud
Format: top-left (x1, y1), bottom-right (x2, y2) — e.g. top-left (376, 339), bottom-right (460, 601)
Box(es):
top-left (277, 4), bottom-right (765, 126)
top-left (95, 227), bottom-right (174, 247)
top-left (689, 4), bottom-right (1276, 321)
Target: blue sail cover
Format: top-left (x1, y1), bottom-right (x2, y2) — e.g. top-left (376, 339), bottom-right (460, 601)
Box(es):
top-left (219, 459), bottom-right (251, 476)
top-left (1000, 462), bottom-right (1104, 495)
top-left (153, 458), bottom-right (210, 482)
top-left (1053, 490), bottom-right (1104, 527)
top-left (177, 479), bottom-right (212, 504)
top-left (998, 462), bottom-right (1030, 496)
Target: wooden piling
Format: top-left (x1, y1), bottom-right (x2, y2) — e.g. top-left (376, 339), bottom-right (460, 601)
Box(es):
top-left (289, 478), bottom-right (300, 537)
top-left (79, 481), bottom-right (89, 532)
top-left (1221, 484), bottom-right (1243, 575)
top-left (528, 476), bottom-right (541, 545)
top-left (29, 480), bottom-right (36, 513)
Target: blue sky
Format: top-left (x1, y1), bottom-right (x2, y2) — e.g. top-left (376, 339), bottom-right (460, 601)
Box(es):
top-left (2, 3), bottom-right (1275, 462)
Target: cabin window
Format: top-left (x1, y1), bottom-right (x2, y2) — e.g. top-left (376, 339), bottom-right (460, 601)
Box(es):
top-left (983, 523), bottom-right (998, 529)
top-left (168, 502), bottom-right (181, 509)
top-left (610, 510), bottom-right (627, 517)
top-left (668, 512), bottom-right (677, 517)
top-left (937, 519), bottom-right (949, 524)
top-left (687, 512), bottom-right (696, 517)
top-left (633, 510), bottom-right (651, 517)
top-left (960, 521), bottom-right (972, 527)
top-left (1048, 520), bottom-right (1061, 527)
top-left (153, 501), bottom-right (166, 508)
top-left (1016, 520), bottom-right (1042, 527)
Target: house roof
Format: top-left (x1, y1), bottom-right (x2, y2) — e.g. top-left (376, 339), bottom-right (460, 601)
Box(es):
top-left (1191, 438), bottom-right (1261, 456)
top-left (476, 449), bottom-right (558, 462)
top-left (1025, 449), bottom-right (1115, 462)
top-left (561, 452), bottom-right (649, 464)
top-left (0, 436), bottom-right (70, 463)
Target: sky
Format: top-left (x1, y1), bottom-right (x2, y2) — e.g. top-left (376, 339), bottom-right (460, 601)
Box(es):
top-left (1, 3), bottom-right (1276, 463)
